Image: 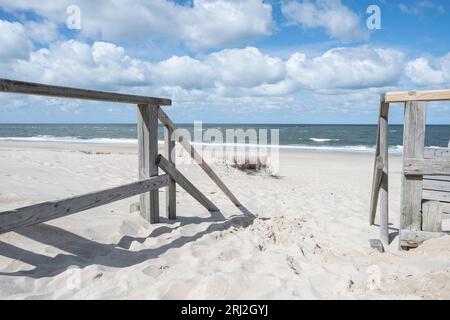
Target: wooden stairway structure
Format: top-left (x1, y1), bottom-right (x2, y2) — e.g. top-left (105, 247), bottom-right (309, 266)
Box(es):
top-left (0, 79), bottom-right (241, 234)
top-left (369, 89), bottom-right (450, 250)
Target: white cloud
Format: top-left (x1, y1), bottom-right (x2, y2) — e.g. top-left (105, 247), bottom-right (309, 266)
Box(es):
top-left (406, 53), bottom-right (450, 86)
top-left (8, 40), bottom-right (149, 88)
top-left (0, 0), bottom-right (274, 51)
top-left (281, 0), bottom-right (368, 42)
top-left (286, 46), bottom-right (405, 90)
top-left (3, 39), bottom-right (406, 98)
top-left (0, 20), bottom-right (31, 62)
top-left (24, 20), bottom-right (59, 44)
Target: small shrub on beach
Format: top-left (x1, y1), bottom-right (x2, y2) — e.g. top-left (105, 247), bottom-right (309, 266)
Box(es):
top-left (229, 155), bottom-right (281, 178)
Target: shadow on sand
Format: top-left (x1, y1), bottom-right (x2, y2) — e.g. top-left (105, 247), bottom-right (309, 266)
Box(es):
top-left (0, 206), bottom-right (255, 279)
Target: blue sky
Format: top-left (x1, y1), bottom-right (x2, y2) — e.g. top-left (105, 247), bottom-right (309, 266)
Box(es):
top-left (0, 0), bottom-right (449, 124)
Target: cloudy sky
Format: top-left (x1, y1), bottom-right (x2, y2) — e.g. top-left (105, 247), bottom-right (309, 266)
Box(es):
top-left (0, 0), bottom-right (449, 124)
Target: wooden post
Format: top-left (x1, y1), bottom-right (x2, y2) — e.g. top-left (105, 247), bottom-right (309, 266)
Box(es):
top-left (369, 101), bottom-right (388, 226)
top-left (379, 102), bottom-right (389, 245)
top-left (401, 101), bottom-right (426, 232)
top-left (137, 104), bottom-right (160, 223)
top-left (164, 125), bottom-right (176, 219)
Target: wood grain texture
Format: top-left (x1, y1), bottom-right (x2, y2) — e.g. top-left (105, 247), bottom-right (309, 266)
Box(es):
top-left (422, 190), bottom-right (450, 203)
top-left (0, 175), bottom-right (169, 234)
top-left (404, 159), bottom-right (450, 176)
top-left (164, 125), bottom-right (176, 219)
top-left (423, 179), bottom-right (450, 192)
top-left (401, 101), bottom-right (426, 231)
top-left (369, 101), bottom-right (388, 226)
top-left (424, 147), bottom-right (450, 159)
top-left (379, 102), bottom-right (389, 245)
top-left (138, 104), bottom-right (160, 224)
top-left (383, 89), bottom-right (450, 103)
top-left (422, 201), bottom-right (442, 232)
top-left (157, 154), bottom-right (219, 212)
top-left (0, 78), bottom-right (171, 105)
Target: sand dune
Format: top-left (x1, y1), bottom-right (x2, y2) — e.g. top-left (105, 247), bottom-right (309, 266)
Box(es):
top-left (0, 141), bottom-right (449, 299)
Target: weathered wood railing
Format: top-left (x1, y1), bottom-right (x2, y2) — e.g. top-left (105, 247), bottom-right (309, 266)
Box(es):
top-left (0, 79), bottom-right (241, 234)
top-left (369, 89), bottom-right (450, 250)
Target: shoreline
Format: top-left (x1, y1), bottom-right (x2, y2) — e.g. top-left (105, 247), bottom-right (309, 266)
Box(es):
top-left (0, 140), bottom-right (403, 156)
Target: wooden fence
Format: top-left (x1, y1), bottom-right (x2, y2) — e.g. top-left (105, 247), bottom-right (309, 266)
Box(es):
top-left (369, 89), bottom-right (450, 250)
top-left (0, 79), bottom-right (240, 234)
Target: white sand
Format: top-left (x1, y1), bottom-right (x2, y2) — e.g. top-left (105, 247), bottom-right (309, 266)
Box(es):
top-left (0, 141), bottom-right (449, 299)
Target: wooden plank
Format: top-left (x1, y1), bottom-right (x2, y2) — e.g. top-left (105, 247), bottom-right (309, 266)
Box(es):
top-left (424, 147), bottom-right (450, 159)
top-left (137, 104), bottom-right (160, 224)
top-left (0, 175), bottom-right (169, 234)
top-left (0, 78), bottom-right (171, 105)
top-left (164, 125), bottom-right (176, 219)
top-left (422, 190), bottom-right (450, 203)
top-left (399, 229), bottom-right (448, 248)
top-left (158, 108), bottom-right (241, 207)
top-left (424, 175), bottom-right (450, 181)
top-left (369, 101), bottom-right (387, 226)
top-left (157, 155), bottom-right (219, 212)
top-left (379, 102), bottom-right (389, 245)
top-left (423, 179), bottom-right (450, 192)
top-left (401, 101), bottom-right (426, 231)
top-left (404, 159), bottom-right (450, 176)
top-left (383, 89), bottom-right (450, 103)
top-left (422, 201), bottom-right (442, 232)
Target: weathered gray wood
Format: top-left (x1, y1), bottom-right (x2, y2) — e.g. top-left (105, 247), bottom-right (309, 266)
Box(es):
top-left (164, 125), bottom-right (176, 219)
top-left (157, 154), bottom-right (219, 212)
top-left (422, 190), bottom-right (450, 203)
top-left (0, 175), bottom-right (169, 234)
top-left (369, 101), bottom-right (388, 226)
top-left (424, 175), bottom-right (450, 181)
top-left (383, 89), bottom-right (450, 103)
top-left (424, 147), bottom-right (450, 159)
top-left (379, 103), bottom-right (389, 245)
top-left (404, 159), bottom-right (450, 176)
top-left (423, 179), bottom-right (450, 192)
top-left (158, 108), bottom-right (241, 207)
top-left (138, 104), bottom-right (160, 224)
top-left (399, 229), bottom-right (448, 248)
top-left (441, 203), bottom-right (450, 214)
top-left (442, 216), bottom-right (450, 232)
top-left (401, 101), bottom-right (426, 231)
top-left (0, 78), bottom-right (171, 105)
top-left (422, 201), bottom-right (442, 232)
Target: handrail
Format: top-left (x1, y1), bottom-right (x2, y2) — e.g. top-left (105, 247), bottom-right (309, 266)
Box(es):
top-left (0, 79), bottom-right (171, 106)
top-left (383, 89), bottom-right (450, 103)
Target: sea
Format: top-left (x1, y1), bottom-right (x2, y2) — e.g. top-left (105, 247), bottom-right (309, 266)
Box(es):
top-left (0, 124), bottom-right (449, 154)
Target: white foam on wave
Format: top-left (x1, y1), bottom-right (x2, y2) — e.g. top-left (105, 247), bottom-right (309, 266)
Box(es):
top-left (0, 135), bottom-right (138, 144)
top-left (0, 135), bottom-right (405, 154)
top-left (309, 138), bottom-right (340, 142)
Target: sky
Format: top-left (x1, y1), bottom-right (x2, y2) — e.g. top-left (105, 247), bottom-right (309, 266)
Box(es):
top-left (0, 0), bottom-right (449, 124)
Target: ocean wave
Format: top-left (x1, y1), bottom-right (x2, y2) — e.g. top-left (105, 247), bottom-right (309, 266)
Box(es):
top-left (0, 135), bottom-right (138, 144)
top-left (309, 138), bottom-right (340, 142)
top-left (0, 135), bottom-right (405, 154)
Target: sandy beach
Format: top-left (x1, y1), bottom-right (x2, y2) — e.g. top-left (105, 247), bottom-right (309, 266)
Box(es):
top-left (0, 140), bottom-right (449, 299)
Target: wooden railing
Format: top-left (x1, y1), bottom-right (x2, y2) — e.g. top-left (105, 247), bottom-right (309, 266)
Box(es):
top-left (369, 89), bottom-right (450, 249)
top-left (0, 79), bottom-right (240, 234)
